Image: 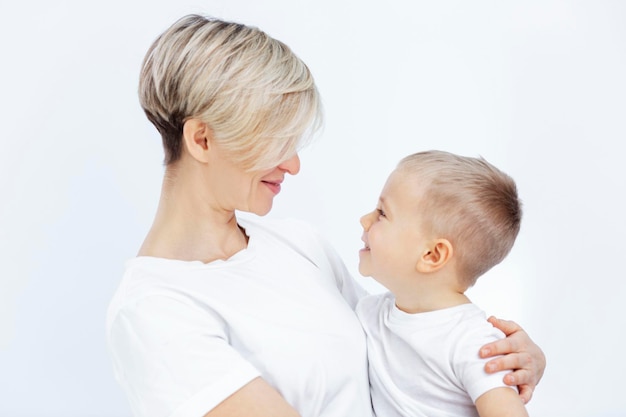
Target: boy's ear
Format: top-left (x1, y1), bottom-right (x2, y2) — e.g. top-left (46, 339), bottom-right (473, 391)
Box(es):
top-left (416, 239), bottom-right (453, 273)
top-left (182, 118), bottom-right (212, 163)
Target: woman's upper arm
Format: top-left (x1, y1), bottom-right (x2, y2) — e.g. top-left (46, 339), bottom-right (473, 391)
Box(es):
top-left (204, 377), bottom-right (300, 417)
top-left (108, 294), bottom-right (280, 417)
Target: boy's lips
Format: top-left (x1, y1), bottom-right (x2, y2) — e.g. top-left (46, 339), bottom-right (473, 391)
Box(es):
top-left (360, 235), bottom-right (370, 251)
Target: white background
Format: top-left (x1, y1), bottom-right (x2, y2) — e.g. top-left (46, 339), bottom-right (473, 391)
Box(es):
top-left (1, 1), bottom-right (625, 416)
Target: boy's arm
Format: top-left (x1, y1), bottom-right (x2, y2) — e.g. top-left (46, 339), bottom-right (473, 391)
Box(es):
top-left (475, 387), bottom-right (529, 417)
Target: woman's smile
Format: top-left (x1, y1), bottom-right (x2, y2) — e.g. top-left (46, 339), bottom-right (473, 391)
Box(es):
top-left (261, 178), bottom-right (283, 195)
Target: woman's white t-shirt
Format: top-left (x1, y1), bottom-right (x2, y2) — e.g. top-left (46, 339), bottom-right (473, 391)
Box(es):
top-left (106, 216), bottom-right (372, 417)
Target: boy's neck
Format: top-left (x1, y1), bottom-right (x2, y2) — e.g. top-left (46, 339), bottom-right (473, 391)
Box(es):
top-left (393, 281), bottom-right (471, 314)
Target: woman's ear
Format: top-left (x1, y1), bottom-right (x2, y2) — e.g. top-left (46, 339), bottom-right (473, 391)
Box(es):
top-left (416, 239), bottom-right (453, 273)
top-left (182, 118), bottom-right (212, 163)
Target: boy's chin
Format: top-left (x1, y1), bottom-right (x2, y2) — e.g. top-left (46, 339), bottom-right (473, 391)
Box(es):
top-left (357, 266), bottom-right (371, 277)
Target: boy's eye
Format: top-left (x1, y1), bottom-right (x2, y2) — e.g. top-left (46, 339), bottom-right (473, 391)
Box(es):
top-left (377, 208), bottom-right (386, 218)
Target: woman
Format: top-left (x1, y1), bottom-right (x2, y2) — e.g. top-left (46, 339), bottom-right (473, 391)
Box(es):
top-left (106, 14), bottom-right (545, 417)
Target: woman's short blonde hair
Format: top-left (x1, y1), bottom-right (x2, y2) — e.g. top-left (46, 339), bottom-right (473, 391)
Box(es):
top-left (397, 150), bottom-right (522, 288)
top-left (139, 14), bottom-right (322, 170)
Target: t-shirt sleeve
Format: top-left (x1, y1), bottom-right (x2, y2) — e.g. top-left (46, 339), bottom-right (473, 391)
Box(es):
top-left (253, 216), bottom-right (368, 309)
top-left (314, 228), bottom-right (368, 309)
top-left (108, 294), bottom-right (260, 417)
top-left (452, 324), bottom-right (518, 403)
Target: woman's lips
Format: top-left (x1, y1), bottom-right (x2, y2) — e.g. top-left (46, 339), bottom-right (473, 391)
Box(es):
top-left (262, 180), bottom-right (282, 195)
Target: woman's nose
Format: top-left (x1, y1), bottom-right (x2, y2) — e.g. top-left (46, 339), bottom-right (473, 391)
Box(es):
top-left (278, 153), bottom-right (301, 175)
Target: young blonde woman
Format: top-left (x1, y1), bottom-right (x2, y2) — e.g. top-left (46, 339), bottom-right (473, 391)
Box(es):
top-left (106, 14), bottom-right (545, 417)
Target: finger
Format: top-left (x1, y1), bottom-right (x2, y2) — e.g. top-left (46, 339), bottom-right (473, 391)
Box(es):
top-left (484, 352), bottom-right (532, 374)
top-left (487, 316), bottom-right (523, 336)
top-left (480, 335), bottom-right (520, 358)
top-left (516, 384), bottom-right (534, 404)
top-left (502, 368), bottom-right (533, 387)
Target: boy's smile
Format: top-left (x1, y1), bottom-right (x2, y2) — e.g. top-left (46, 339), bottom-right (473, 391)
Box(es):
top-left (358, 170), bottom-right (430, 291)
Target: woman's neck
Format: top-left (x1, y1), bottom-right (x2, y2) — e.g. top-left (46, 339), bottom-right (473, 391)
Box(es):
top-left (138, 166), bottom-right (248, 263)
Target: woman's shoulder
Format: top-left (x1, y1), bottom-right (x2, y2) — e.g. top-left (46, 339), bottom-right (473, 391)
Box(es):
top-left (239, 215), bottom-right (325, 252)
top-left (356, 292), bottom-right (393, 318)
top-left (238, 214), bottom-right (318, 237)
top-left (106, 257), bottom-right (198, 327)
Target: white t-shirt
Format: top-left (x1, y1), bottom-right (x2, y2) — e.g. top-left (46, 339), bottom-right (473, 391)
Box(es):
top-left (106, 216), bottom-right (373, 417)
top-left (356, 292), bottom-right (514, 417)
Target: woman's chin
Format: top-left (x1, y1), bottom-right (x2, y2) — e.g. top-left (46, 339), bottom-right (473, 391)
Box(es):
top-left (249, 203), bottom-right (273, 217)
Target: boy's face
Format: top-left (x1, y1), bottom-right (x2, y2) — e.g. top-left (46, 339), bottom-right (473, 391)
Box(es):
top-left (358, 169), bottom-right (430, 288)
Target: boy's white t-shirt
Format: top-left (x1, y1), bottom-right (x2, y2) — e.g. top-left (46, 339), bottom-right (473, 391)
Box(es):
top-left (356, 292), bottom-right (515, 417)
top-left (106, 216), bottom-right (372, 417)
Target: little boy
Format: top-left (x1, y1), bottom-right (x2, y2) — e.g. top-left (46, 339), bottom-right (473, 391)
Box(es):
top-left (356, 150), bottom-right (529, 417)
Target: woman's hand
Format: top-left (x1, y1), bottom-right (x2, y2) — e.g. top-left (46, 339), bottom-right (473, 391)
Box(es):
top-left (480, 316), bottom-right (546, 404)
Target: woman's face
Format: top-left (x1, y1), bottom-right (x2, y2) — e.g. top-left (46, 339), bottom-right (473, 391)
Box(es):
top-left (208, 149), bottom-right (301, 216)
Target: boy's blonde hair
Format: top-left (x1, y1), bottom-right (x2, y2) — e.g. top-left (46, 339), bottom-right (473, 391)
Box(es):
top-left (139, 14), bottom-right (322, 170)
top-left (397, 150), bottom-right (522, 287)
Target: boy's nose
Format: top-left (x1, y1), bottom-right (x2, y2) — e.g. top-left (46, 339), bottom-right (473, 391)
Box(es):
top-left (360, 212), bottom-right (373, 231)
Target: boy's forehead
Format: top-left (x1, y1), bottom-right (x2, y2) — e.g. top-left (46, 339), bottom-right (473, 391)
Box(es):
top-left (380, 171), bottom-right (404, 197)
top-left (386, 169), bottom-right (427, 190)
top-left (381, 171), bottom-right (428, 206)
top-left (386, 168), bottom-right (409, 186)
